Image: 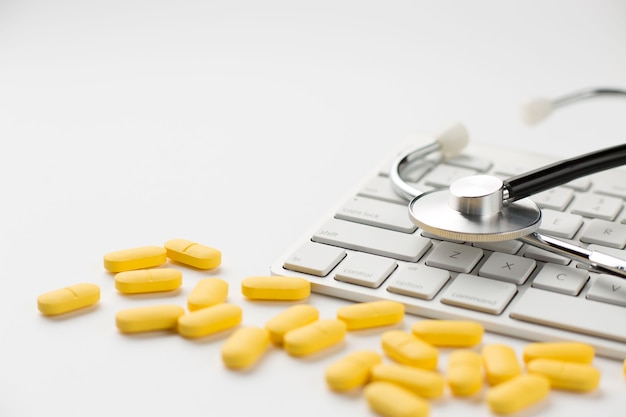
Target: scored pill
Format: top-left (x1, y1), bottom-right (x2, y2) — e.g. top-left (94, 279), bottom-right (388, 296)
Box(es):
top-left (336, 300), bottom-right (404, 330)
top-left (164, 239), bottom-right (221, 270)
top-left (486, 374), bottom-right (550, 415)
top-left (370, 363), bottom-right (444, 398)
top-left (221, 327), bottom-right (270, 370)
top-left (411, 320), bottom-right (484, 347)
top-left (37, 283), bottom-right (100, 316)
top-left (265, 304), bottom-right (319, 345)
top-left (523, 341), bottom-right (595, 364)
top-left (526, 358), bottom-right (601, 392)
top-left (364, 381), bottom-right (429, 417)
top-left (381, 330), bottom-right (438, 370)
top-left (103, 246), bottom-right (167, 273)
top-left (115, 304), bottom-right (185, 333)
top-left (187, 278), bottom-right (229, 311)
top-left (446, 350), bottom-right (483, 396)
top-left (178, 303), bottom-right (242, 338)
top-left (482, 344), bottom-right (522, 386)
top-left (241, 276), bottom-right (310, 301)
top-left (114, 268), bottom-right (182, 294)
top-left (283, 319), bottom-right (346, 357)
top-left (325, 350), bottom-right (382, 391)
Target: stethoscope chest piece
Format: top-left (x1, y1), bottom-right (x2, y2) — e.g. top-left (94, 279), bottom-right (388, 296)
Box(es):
top-left (408, 175), bottom-right (542, 243)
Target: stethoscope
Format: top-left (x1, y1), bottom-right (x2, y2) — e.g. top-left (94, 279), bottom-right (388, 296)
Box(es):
top-left (390, 87), bottom-right (626, 278)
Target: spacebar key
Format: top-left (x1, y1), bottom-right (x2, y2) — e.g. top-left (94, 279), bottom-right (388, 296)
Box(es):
top-left (312, 218), bottom-right (431, 262)
top-left (510, 288), bottom-right (626, 343)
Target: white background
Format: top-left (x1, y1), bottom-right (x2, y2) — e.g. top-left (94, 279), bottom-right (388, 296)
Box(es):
top-left (1, 1), bottom-right (626, 416)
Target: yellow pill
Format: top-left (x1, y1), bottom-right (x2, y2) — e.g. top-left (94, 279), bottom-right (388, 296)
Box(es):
top-left (411, 320), bottom-right (483, 347)
top-left (241, 276), bottom-right (310, 301)
top-left (523, 342), bottom-right (594, 364)
top-left (336, 300), bottom-right (404, 330)
top-left (221, 327), bottom-right (270, 369)
top-left (37, 283), bottom-right (100, 316)
top-left (116, 304), bottom-right (185, 333)
top-left (526, 358), bottom-right (600, 392)
top-left (364, 381), bottom-right (429, 417)
top-left (482, 344), bottom-right (522, 385)
top-left (187, 278), bottom-right (229, 311)
top-left (265, 304), bottom-right (319, 345)
top-left (103, 246), bottom-right (167, 273)
top-left (381, 330), bottom-right (438, 370)
top-left (283, 319), bottom-right (346, 356)
top-left (178, 303), bottom-right (242, 338)
top-left (114, 268), bottom-right (182, 294)
top-left (446, 349), bottom-right (483, 396)
top-left (371, 363), bottom-right (444, 398)
top-left (325, 350), bottom-right (382, 391)
top-left (486, 374), bottom-right (550, 415)
top-left (164, 239), bottom-right (221, 270)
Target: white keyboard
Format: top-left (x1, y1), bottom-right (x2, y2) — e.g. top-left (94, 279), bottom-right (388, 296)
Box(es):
top-left (270, 136), bottom-right (626, 360)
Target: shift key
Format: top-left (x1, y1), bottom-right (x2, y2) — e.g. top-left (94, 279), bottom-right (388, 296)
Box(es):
top-left (312, 218), bottom-right (431, 262)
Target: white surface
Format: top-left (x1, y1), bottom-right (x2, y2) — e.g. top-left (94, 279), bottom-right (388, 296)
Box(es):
top-left (1, 1), bottom-right (626, 416)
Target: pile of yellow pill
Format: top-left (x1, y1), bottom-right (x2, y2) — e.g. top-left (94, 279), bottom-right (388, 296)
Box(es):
top-left (37, 241), bottom-right (622, 417)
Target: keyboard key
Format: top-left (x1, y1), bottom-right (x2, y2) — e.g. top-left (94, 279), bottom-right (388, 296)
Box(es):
top-left (386, 264), bottom-right (450, 300)
top-left (478, 252), bottom-right (536, 285)
top-left (441, 274), bottom-right (517, 315)
top-left (446, 155), bottom-right (492, 172)
top-left (334, 252), bottom-right (397, 288)
top-left (586, 274), bottom-right (626, 307)
top-left (473, 240), bottom-right (523, 255)
top-left (594, 181), bottom-right (626, 199)
top-left (283, 242), bottom-right (346, 277)
top-left (579, 219), bottom-right (626, 249)
top-left (531, 264), bottom-right (589, 296)
top-left (531, 187), bottom-right (574, 211)
top-left (358, 175), bottom-right (408, 204)
top-left (570, 194), bottom-right (623, 221)
top-left (336, 196), bottom-right (417, 233)
top-left (564, 177), bottom-right (591, 192)
top-left (424, 164), bottom-right (476, 188)
top-left (312, 218), bottom-right (432, 262)
top-left (510, 288), bottom-right (626, 343)
top-left (426, 242), bottom-right (483, 273)
top-left (537, 209), bottom-right (583, 239)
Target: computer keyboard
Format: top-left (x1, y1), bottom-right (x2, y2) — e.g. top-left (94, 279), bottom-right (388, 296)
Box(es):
top-left (270, 134), bottom-right (626, 360)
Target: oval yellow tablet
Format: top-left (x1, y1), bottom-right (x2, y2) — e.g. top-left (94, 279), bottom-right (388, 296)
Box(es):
top-left (325, 350), bottom-right (382, 391)
top-left (164, 239), bottom-right (221, 270)
top-left (447, 349), bottom-right (483, 396)
top-left (336, 300), bottom-right (404, 330)
top-left (381, 330), bottom-right (438, 370)
top-left (37, 283), bottom-right (100, 316)
top-left (241, 276), bottom-right (310, 301)
top-left (482, 344), bottom-right (522, 386)
top-left (265, 304), bottom-right (319, 345)
top-left (486, 374), bottom-right (550, 415)
top-left (114, 268), bottom-right (182, 294)
top-left (283, 319), bottom-right (346, 356)
top-left (187, 277), bottom-right (229, 311)
top-left (221, 327), bottom-right (270, 369)
top-left (411, 320), bottom-right (483, 347)
top-left (177, 303), bottom-right (242, 338)
top-left (104, 246), bottom-right (167, 273)
top-left (527, 358), bottom-right (601, 392)
top-left (364, 381), bottom-right (429, 417)
top-left (371, 363), bottom-right (444, 398)
top-left (115, 304), bottom-right (185, 333)
top-left (523, 342), bottom-right (594, 364)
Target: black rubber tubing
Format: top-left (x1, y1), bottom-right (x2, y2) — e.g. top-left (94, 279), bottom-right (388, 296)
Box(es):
top-left (503, 143), bottom-right (626, 202)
